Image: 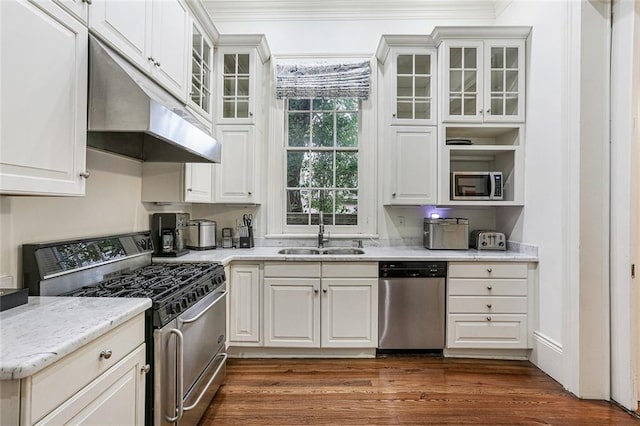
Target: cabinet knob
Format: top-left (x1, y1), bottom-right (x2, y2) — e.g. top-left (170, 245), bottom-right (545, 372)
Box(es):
top-left (487, 304), bottom-right (492, 309)
top-left (79, 171), bottom-right (90, 179)
top-left (155, 62), bottom-right (161, 67)
top-left (99, 350), bottom-right (112, 360)
top-left (487, 268), bottom-right (493, 273)
top-left (148, 57), bottom-right (154, 62)
top-left (392, 113), bottom-right (396, 118)
top-left (323, 288), bottom-right (327, 293)
top-left (187, 188), bottom-right (193, 192)
top-left (141, 364), bottom-right (151, 375)
top-left (486, 286), bottom-right (493, 291)
top-left (314, 289), bottom-right (318, 294)
top-left (248, 191), bottom-right (252, 196)
top-left (479, 109), bottom-right (484, 114)
top-left (82, 0), bottom-right (92, 4)
top-left (249, 112), bottom-right (254, 117)
top-left (486, 317), bottom-right (492, 322)
top-left (392, 193), bottom-right (396, 198)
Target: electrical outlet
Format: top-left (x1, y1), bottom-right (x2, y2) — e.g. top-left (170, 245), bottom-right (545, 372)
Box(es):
top-left (0, 275), bottom-right (14, 288)
top-left (398, 216), bottom-right (405, 226)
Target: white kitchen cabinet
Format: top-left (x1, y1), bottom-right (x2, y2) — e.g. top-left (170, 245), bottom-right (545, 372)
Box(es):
top-left (446, 262), bottom-right (532, 350)
top-left (53, 0), bottom-right (88, 24)
top-left (89, 0), bottom-right (190, 101)
top-left (142, 162), bottom-right (212, 203)
top-left (263, 262), bottom-right (378, 349)
top-left (188, 19), bottom-right (214, 122)
top-left (229, 264), bottom-right (262, 345)
top-left (213, 125), bottom-right (256, 203)
top-left (3, 314), bottom-right (147, 425)
top-left (433, 28), bottom-right (529, 123)
top-left (0, 0), bottom-right (88, 196)
top-left (386, 126), bottom-right (437, 205)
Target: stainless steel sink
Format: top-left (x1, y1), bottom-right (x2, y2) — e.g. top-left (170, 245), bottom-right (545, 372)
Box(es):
top-left (277, 248), bottom-right (321, 255)
top-left (321, 248), bottom-right (365, 255)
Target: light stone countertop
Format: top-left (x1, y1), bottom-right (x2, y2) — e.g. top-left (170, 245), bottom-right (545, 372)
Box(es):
top-left (0, 297), bottom-right (151, 380)
top-left (155, 245), bottom-right (538, 265)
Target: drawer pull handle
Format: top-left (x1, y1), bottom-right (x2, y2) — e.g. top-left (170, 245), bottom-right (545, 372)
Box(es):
top-left (487, 268), bottom-right (493, 273)
top-left (487, 286), bottom-right (493, 291)
top-left (487, 304), bottom-right (492, 309)
top-left (486, 317), bottom-right (492, 322)
top-left (141, 364), bottom-right (151, 375)
top-left (99, 350), bottom-right (112, 360)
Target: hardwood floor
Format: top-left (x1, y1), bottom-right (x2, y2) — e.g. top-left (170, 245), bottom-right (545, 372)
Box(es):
top-left (199, 357), bottom-right (639, 425)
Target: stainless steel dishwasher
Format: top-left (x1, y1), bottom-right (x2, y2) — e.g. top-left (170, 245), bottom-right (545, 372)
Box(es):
top-left (378, 261), bottom-right (446, 350)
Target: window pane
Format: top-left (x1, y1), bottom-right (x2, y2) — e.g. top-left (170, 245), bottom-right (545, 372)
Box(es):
top-left (397, 55), bottom-right (412, 74)
top-left (223, 54), bottom-right (236, 74)
top-left (336, 113), bottom-right (358, 147)
top-left (288, 113), bottom-right (310, 147)
top-left (237, 54), bottom-right (250, 74)
top-left (335, 190), bottom-right (357, 225)
top-left (415, 55), bottom-right (430, 75)
top-left (313, 190), bottom-right (334, 225)
top-left (336, 152), bottom-right (358, 188)
top-left (289, 99), bottom-right (311, 110)
top-left (313, 99), bottom-right (335, 110)
top-left (312, 113), bottom-right (334, 147)
top-left (309, 151), bottom-right (333, 188)
top-left (287, 151), bottom-right (310, 187)
top-left (335, 98), bottom-right (358, 111)
top-left (287, 189), bottom-right (309, 225)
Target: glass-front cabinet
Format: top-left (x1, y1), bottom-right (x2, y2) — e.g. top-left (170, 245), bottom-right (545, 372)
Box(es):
top-left (441, 39), bottom-right (525, 123)
top-left (188, 21), bottom-right (213, 121)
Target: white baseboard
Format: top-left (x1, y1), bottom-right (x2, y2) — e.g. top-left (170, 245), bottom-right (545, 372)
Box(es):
top-left (530, 331), bottom-right (564, 383)
top-left (228, 346), bottom-right (377, 358)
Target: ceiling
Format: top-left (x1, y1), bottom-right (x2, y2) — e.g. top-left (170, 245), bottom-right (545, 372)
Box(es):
top-left (202, 0), bottom-right (505, 22)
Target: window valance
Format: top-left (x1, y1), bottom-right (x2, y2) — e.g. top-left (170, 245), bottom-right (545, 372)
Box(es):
top-left (275, 61), bottom-right (371, 100)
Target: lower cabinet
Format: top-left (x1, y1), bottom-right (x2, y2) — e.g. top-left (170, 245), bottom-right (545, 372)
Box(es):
top-left (447, 262), bottom-right (532, 349)
top-left (263, 262), bottom-right (378, 349)
top-left (3, 313), bottom-right (147, 425)
top-left (228, 263), bottom-right (262, 345)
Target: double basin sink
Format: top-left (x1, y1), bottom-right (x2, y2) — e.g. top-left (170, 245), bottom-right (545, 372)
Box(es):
top-left (277, 248), bottom-right (365, 255)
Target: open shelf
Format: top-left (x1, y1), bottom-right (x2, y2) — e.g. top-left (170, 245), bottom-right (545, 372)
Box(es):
top-left (445, 125), bottom-right (521, 146)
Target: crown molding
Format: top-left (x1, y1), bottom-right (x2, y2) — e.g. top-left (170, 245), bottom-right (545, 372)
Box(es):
top-left (431, 25), bottom-right (532, 44)
top-left (375, 35), bottom-right (436, 63)
top-left (203, 0), bottom-right (497, 22)
top-left (216, 34), bottom-right (272, 63)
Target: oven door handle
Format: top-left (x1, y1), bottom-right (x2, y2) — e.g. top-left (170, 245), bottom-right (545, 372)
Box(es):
top-left (178, 290), bottom-right (228, 325)
top-left (165, 328), bottom-right (184, 423)
top-left (183, 352), bottom-right (228, 412)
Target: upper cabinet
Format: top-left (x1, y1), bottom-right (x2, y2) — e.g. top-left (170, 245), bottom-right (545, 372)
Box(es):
top-left (1, 0), bottom-right (88, 196)
top-left (89, 0), bottom-right (190, 101)
top-left (433, 27), bottom-right (529, 123)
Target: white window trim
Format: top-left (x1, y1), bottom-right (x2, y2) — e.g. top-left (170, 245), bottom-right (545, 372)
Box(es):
top-left (265, 56), bottom-right (378, 239)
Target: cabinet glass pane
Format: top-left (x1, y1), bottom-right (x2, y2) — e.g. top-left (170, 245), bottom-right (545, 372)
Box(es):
top-left (415, 55), bottom-right (430, 75)
top-left (464, 48), bottom-right (477, 68)
top-left (505, 95), bottom-right (518, 115)
top-left (203, 43), bottom-right (211, 64)
top-left (450, 96), bottom-right (462, 116)
top-left (506, 71), bottom-right (518, 92)
top-left (397, 101), bottom-right (412, 119)
top-left (237, 101), bottom-right (249, 118)
top-left (449, 70), bottom-right (462, 92)
top-left (491, 70), bottom-right (504, 92)
top-left (224, 78), bottom-right (235, 96)
top-left (224, 54), bottom-right (236, 74)
top-left (506, 48), bottom-right (518, 69)
top-left (237, 54), bottom-right (250, 74)
top-left (397, 55), bottom-right (413, 74)
top-left (491, 47), bottom-right (504, 68)
top-left (491, 97), bottom-right (503, 115)
top-left (237, 77), bottom-right (249, 96)
top-left (223, 100), bottom-right (235, 118)
top-left (415, 101), bottom-right (430, 120)
top-left (415, 77), bottom-right (429, 97)
top-left (397, 76), bottom-right (413, 97)
top-left (202, 92), bottom-right (210, 112)
top-left (463, 96), bottom-right (476, 115)
top-left (464, 71), bottom-right (477, 92)
top-left (450, 48), bottom-right (462, 68)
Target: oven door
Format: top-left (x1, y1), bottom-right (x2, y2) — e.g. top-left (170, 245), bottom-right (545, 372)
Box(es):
top-left (155, 284), bottom-right (227, 426)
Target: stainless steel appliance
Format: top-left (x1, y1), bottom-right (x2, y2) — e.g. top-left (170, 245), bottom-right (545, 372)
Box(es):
top-left (22, 232), bottom-right (227, 426)
top-left (423, 218), bottom-right (469, 250)
top-left (152, 213), bottom-right (190, 257)
top-left (470, 230), bottom-right (506, 250)
top-left (187, 219), bottom-right (217, 250)
top-left (378, 261), bottom-right (446, 350)
top-left (221, 228), bottom-right (233, 248)
top-left (451, 171), bottom-right (503, 200)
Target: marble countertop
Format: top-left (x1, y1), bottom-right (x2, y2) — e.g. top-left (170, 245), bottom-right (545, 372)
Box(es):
top-left (156, 245), bottom-right (538, 265)
top-left (0, 297), bottom-right (151, 380)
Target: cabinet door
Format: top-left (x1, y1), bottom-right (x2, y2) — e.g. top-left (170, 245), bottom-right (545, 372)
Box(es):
top-left (184, 163), bottom-right (213, 203)
top-left (53, 0), bottom-right (88, 23)
top-left (1, 0), bottom-right (88, 195)
top-left (218, 51), bottom-right (256, 124)
top-left (388, 126), bottom-right (437, 205)
top-left (150, 0), bottom-right (190, 101)
top-left (35, 345), bottom-right (146, 425)
top-left (483, 40), bottom-right (525, 123)
top-left (442, 40), bottom-right (484, 123)
top-left (89, 0), bottom-right (151, 72)
top-left (188, 20), bottom-right (213, 121)
top-left (213, 125), bottom-right (256, 203)
top-left (321, 278), bottom-right (378, 348)
top-left (229, 264), bottom-right (262, 345)
top-left (392, 50), bottom-right (436, 126)
top-left (264, 278), bottom-right (320, 347)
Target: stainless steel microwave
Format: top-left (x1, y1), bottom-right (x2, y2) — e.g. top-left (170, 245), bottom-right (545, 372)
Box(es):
top-left (451, 171), bottom-right (503, 200)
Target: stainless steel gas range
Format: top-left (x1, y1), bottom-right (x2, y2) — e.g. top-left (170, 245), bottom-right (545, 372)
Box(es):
top-left (22, 232), bottom-right (227, 426)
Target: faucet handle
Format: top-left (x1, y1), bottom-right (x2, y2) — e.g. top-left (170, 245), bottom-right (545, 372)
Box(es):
top-left (352, 239), bottom-right (363, 248)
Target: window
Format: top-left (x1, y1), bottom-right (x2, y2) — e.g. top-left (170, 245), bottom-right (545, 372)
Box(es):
top-left (285, 98), bottom-right (359, 226)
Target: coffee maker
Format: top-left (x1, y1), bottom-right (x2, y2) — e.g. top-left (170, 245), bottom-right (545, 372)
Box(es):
top-left (151, 213), bottom-right (190, 257)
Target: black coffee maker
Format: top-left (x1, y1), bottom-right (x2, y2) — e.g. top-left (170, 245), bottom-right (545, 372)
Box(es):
top-left (151, 213), bottom-right (190, 257)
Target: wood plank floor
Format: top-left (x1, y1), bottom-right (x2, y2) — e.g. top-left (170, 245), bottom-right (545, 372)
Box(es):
top-left (199, 357), bottom-right (639, 425)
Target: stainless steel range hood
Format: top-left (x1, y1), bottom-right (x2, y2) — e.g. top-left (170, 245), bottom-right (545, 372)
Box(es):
top-left (87, 36), bottom-right (221, 163)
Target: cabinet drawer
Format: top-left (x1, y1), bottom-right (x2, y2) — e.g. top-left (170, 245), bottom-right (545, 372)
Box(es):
top-left (448, 262), bottom-right (528, 279)
top-left (30, 314), bottom-right (145, 423)
top-left (448, 296), bottom-right (527, 314)
top-left (448, 278), bottom-right (527, 296)
top-left (321, 262), bottom-right (378, 278)
top-left (447, 314), bottom-right (528, 349)
top-left (264, 262), bottom-right (321, 278)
